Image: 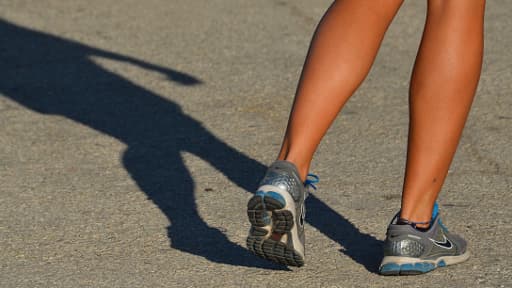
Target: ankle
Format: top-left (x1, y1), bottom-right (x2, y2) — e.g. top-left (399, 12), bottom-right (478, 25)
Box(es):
top-left (277, 142), bottom-right (314, 182)
top-left (399, 208), bottom-right (434, 229)
top-left (398, 214), bottom-right (432, 228)
top-left (397, 217), bottom-right (431, 230)
top-left (276, 157), bottom-right (309, 182)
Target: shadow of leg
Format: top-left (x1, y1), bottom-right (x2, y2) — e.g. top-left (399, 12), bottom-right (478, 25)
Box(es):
top-left (306, 195), bottom-right (384, 274)
top-left (122, 145), bottom-right (286, 269)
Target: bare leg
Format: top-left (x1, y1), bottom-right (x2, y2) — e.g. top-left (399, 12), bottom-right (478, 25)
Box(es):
top-left (277, 0), bottom-right (404, 181)
top-left (400, 0), bottom-right (485, 226)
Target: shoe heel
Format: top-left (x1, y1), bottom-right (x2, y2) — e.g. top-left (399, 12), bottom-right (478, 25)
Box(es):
top-left (246, 189), bottom-right (304, 267)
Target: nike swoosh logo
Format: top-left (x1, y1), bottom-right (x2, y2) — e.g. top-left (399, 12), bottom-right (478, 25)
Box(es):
top-left (429, 235), bottom-right (453, 249)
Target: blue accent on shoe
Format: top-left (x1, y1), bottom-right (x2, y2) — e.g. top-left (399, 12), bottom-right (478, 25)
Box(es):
top-left (380, 263), bottom-right (400, 274)
top-left (401, 263), bottom-right (415, 271)
top-left (255, 190), bottom-right (266, 197)
top-left (380, 262), bottom-right (437, 275)
top-left (438, 260), bottom-right (446, 267)
top-left (410, 263), bottom-right (431, 272)
top-left (265, 191), bottom-right (286, 206)
top-left (305, 174), bottom-right (319, 190)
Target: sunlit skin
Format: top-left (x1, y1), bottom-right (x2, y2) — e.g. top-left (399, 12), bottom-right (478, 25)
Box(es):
top-left (277, 0), bottom-right (485, 227)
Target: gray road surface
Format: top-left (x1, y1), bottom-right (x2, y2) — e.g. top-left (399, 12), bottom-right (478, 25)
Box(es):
top-left (1, 1), bottom-right (511, 287)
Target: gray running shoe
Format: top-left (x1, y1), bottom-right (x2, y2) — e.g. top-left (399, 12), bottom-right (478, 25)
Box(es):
top-left (379, 212), bottom-right (470, 275)
top-left (246, 160), bottom-right (316, 267)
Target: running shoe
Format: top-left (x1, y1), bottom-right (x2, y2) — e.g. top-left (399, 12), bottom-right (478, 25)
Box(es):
top-left (246, 160), bottom-right (318, 267)
top-left (379, 209), bottom-right (470, 275)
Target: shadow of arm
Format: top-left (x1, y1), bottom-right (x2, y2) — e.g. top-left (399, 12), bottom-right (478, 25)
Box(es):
top-left (91, 48), bottom-right (202, 86)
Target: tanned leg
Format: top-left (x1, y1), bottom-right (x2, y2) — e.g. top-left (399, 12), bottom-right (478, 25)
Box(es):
top-left (278, 0), bottom-right (404, 181)
top-left (400, 0), bottom-right (485, 226)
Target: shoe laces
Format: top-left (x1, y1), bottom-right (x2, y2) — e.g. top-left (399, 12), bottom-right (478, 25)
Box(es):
top-left (304, 174), bottom-right (319, 198)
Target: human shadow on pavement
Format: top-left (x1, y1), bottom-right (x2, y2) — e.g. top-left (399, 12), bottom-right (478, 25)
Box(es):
top-left (0, 19), bottom-right (383, 273)
top-left (306, 196), bottom-right (384, 273)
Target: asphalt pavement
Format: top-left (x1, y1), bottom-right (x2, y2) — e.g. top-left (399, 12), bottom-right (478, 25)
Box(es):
top-left (1, 1), bottom-right (510, 287)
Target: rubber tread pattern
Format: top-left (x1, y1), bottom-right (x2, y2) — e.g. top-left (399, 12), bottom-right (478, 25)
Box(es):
top-left (246, 193), bottom-right (304, 267)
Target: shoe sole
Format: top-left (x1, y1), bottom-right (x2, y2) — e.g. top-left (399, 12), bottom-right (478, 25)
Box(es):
top-left (246, 188), bottom-right (304, 267)
top-left (379, 251), bottom-right (470, 275)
